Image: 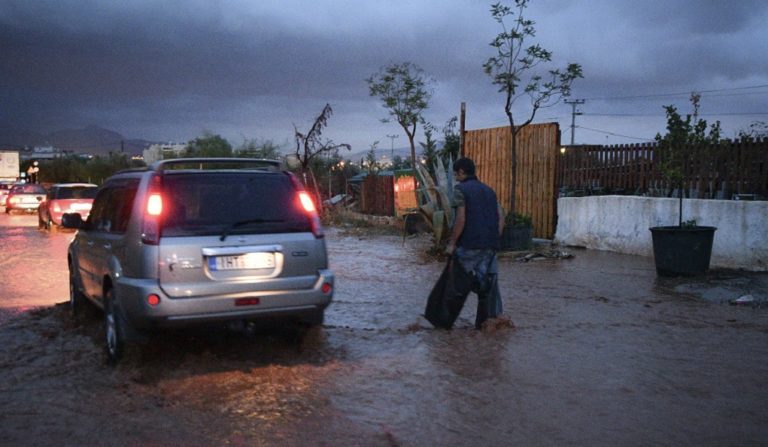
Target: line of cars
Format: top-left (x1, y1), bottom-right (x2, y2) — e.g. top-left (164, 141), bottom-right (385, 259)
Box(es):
top-left (1, 180), bottom-right (98, 229)
top-left (5, 158), bottom-right (334, 365)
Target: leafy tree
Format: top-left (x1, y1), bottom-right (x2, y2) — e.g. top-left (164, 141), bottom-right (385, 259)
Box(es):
top-left (88, 153), bottom-right (144, 184)
top-left (185, 132), bottom-right (233, 158)
top-left (363, 141), bottom-right (381, 175)
top-left (738, 121), bottom-right (768, 140)
top-left (35, 153), bottom-right (144, 185)
top-left (37, 156), bottom-right (89, 184)
top-left (367, 62), bottom-right (434, 175)
top-left (483, 0), bottom-right (583, 224)
top-left (441, 116), bottom-right (461, 162)
top-left (420, 123), bottom-right (439, 177)
top-left (391, 155), bottom-right (410, 170)
top-left (655, 93), bottom-right (722, 227)
top-left (236, 138), bottom-right (283, 159)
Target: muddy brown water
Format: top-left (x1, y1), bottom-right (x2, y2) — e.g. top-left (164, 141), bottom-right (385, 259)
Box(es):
top-left (1, 213), bottom-right (767, 446)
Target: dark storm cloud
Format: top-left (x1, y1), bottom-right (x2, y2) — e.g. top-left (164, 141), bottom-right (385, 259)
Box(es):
top-left (1, 0), bottom-right (766, 147)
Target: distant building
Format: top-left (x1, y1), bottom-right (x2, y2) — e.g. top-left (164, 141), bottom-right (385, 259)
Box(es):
top-left (20, 145), bottom-right (64, 161)
top-left (142, 143), bottom-right (187, 165)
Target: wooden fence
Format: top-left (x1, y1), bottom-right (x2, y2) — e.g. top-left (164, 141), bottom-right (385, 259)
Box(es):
top-left (360, 174), bottom-right (394, 216)
top-left (464, 123), bottom-right (560, 239)
top-left (557, 139), bottom-right (768, 199)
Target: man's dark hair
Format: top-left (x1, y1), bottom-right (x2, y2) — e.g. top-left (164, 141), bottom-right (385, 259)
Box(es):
top-left (453, 157), bottom-right (476, 175)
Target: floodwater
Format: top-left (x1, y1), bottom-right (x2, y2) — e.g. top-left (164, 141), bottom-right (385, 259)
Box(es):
top-left (1, 212), bottom-right (767, 446)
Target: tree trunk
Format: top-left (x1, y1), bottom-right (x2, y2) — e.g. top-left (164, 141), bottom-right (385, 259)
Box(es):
top-left (508, 128), bottom-right (517, 225)
top-left (407, 132), bottom-right (419, 206)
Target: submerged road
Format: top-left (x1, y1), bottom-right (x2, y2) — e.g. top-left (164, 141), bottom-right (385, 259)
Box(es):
top-left (1, 212), bottom-right (767, 445)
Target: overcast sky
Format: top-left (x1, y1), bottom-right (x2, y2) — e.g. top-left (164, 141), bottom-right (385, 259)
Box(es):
top-left (1, 0), bottom-right (767, 154)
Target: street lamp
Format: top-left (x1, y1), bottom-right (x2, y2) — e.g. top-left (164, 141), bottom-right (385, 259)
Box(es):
top-left (386, 134), bottom-right (398, 166)
top-left (329, 160), bottom-right (346, 199)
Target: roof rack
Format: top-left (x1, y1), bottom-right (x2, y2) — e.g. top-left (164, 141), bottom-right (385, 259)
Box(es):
top-left (150, 158), bottom-right (282, 172)
top-left (112, 167), bottom-right (150, 176)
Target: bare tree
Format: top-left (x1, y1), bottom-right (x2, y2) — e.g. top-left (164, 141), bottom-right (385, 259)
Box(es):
top-left (294, 104), bottom-right (351, 209)
top-left (483, 0), bottom-right (582, 223)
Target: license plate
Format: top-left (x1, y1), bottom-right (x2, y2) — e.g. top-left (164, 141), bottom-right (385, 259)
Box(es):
top-left (209, 252), bottom-right (275, 271)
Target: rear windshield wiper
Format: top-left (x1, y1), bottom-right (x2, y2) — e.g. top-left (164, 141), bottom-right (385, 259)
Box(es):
top-left (219, 218), bottom-right (283, 241)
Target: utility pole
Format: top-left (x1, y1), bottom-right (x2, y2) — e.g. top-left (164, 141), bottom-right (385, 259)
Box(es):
top-left (564, 99), bottom-right (585, 145)
top-left (386, 134), bottom-right (398, 166)
top-left (460, 102), bottom-right (466, 157)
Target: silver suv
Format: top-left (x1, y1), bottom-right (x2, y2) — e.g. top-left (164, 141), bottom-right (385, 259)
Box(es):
top-left (63, 158), bottom-right (333, 363)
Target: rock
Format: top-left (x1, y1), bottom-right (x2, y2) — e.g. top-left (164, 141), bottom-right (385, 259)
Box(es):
top-left (730, 294), bottom-right (755, 306)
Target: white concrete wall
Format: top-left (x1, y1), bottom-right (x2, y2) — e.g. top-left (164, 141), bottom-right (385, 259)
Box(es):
top-left (555, 196), bottom-right (768, 271)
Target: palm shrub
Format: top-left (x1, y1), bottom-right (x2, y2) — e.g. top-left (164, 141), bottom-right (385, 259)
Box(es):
top-left (413, 157), bottom-right (454, 247)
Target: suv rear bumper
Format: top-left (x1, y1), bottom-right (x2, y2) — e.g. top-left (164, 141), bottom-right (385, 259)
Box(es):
top-left (115, 269), bottom-right (334, 329)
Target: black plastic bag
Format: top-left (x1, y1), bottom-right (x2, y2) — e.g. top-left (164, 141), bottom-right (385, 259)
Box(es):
top-left (424, 258), bottom-right (474, 329)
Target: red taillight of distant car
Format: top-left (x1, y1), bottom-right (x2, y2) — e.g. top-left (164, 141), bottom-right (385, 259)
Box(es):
top-left (321, 282), bottom-right (332, 294)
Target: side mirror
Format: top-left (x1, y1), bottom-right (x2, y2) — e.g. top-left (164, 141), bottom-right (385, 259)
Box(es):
top-left (61, 213), bottom-right (84, 229)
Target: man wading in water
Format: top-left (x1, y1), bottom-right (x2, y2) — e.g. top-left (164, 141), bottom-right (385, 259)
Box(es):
top-left (426, 157), bottom-right (510, 330)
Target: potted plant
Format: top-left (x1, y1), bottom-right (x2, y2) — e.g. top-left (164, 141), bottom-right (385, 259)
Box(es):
top-left (500, 211), bottom-right (532, 251)
top-left (649, 93), bottom-right (720, 277)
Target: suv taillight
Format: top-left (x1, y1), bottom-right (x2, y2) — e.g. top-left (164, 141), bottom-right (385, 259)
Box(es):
top-left (288, 173), bottom-right (323, 238)
top-left (298, 191), bottom-right (323, 238)
top-left (141, 175), bottom-right (163, 245)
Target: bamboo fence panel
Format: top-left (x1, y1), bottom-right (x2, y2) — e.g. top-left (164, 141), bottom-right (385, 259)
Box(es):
top-left (464, 122), bottom-right (560, 239)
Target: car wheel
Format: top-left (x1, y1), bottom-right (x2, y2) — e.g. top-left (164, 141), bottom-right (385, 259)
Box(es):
top-left (104, 289), bottom-right (125, 365)
top-left (69, 264), bottom-right (85, 316)
top-left (303, 308), bottom-right (325, 327)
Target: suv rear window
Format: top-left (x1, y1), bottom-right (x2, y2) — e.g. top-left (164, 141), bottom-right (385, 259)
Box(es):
top-left (161, 172), bottom-right (312, 237)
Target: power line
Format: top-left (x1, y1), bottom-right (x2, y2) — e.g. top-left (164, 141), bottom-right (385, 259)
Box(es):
top-left (576, 125), bottom-right (654, 142)
top-left (583, 112), bottom-right (768, 117)
top-left (584, 83), bottom-right (768, 101)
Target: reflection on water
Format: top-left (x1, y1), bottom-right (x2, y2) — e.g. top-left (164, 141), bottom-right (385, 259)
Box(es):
top-left (0, 215), bottom-right (71, 309)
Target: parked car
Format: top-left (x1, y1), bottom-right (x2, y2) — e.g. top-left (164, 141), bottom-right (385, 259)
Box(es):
top-left (38, 183), bottom-right (98, 230)
top-left (62, 158), bottom-right (334, 363)
top-left (4, 183), bottom-right (47, 214)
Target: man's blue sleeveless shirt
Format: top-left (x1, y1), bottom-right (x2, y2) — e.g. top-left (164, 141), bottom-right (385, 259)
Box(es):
top-left (454, 175), bottom-right (499, 250)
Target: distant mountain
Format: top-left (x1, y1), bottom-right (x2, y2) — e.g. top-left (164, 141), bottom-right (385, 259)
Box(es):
top-left (47, 126), bottom-right (152, 156)
top-left (0, 125), bottom-right (155, 156)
